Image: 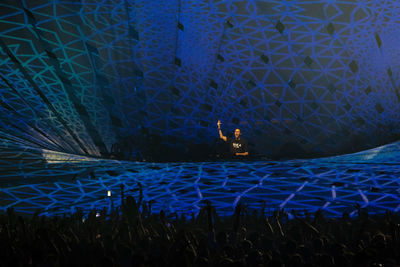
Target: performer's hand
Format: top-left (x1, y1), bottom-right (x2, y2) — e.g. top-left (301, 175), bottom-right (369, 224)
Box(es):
top-left (217, 120), bottom-right (221, 128)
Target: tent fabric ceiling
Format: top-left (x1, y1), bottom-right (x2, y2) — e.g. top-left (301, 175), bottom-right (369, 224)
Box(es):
top-left (0, 0), bottom-right (400, 159)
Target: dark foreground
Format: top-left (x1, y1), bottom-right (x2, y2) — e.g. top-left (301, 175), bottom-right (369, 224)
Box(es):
top-left (1, 197), bottom-right (399, 267)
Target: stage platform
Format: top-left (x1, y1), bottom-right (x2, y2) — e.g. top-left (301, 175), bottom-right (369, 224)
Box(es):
top-left (1, 142), bottom-right (400, 218)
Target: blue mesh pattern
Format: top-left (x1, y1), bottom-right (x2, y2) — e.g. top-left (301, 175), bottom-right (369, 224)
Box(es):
top-left (0, 1), bottom-right (400, 158)
top-left (1, 140), bottom-right (399, 217)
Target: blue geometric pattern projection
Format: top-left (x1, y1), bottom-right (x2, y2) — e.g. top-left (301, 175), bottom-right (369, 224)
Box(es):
top-left (1, 1), bottom-right (400, 218)
top-left (1, 138), bottom-right (399, 217)
top-left (1, 0), bottom-right (400, 159)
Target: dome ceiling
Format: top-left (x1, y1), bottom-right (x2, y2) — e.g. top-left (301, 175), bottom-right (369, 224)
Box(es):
top-left (1, 0), bottom-right (400, 159)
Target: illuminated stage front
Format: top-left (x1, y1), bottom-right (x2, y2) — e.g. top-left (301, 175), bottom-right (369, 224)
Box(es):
top-left (1, 141), bottom-right (400, 218)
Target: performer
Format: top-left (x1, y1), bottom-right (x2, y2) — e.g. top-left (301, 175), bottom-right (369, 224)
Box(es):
top-left (217, 120), bottom-right (248, 157)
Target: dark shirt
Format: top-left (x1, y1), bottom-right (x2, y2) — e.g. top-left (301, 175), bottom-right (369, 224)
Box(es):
top-left (228, 137), bottom-right (248, 155)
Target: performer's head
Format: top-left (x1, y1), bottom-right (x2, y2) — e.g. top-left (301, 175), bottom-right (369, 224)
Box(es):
top-left (234, 128), bottom-right (241, 139)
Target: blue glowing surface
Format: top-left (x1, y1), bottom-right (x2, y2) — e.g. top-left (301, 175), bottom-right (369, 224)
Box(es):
top-left (1, 0), bottom-right (400, 159)
top-left (1, 141), bottom-right (399, 217)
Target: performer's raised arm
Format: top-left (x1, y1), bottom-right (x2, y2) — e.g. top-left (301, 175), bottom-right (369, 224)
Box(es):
top-left (217, 120), bottom-right (227, 142)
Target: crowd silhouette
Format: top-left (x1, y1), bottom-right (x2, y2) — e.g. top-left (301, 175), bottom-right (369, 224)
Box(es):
top-left (1, 193), bottom-right (399, 266)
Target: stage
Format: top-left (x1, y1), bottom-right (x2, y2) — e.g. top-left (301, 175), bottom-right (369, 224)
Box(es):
top-left (1, 141), bottom-right (400, 218)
